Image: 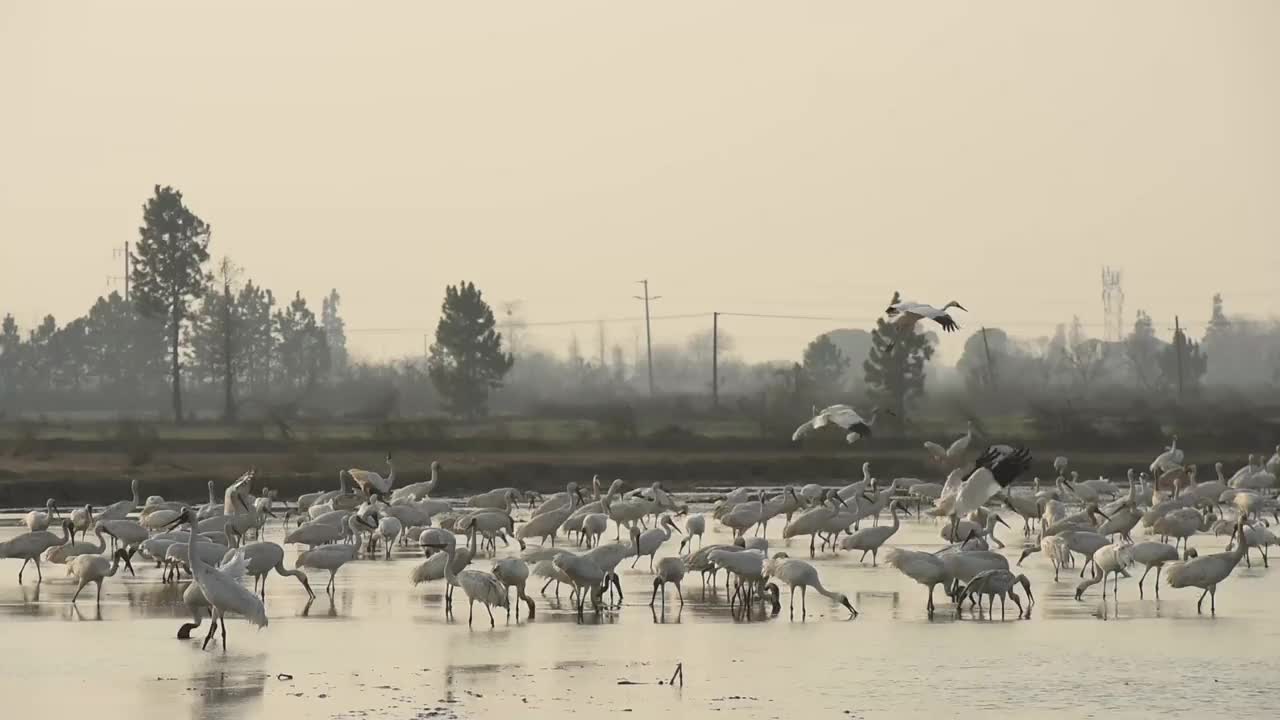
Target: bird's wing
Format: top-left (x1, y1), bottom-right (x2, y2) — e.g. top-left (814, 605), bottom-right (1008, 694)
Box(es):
top-left (946, 433), bottom-right (971, 457)
top-left (923, 441), bottom-right (947, 461)
top-left (940, 468), bottom-right (966, 500)
top-left (218, 551), bottom-right (249, 581)
top-left (347, 469), bottom-right (383, 491)
top-left (929, 312), bottom-right (960, 333)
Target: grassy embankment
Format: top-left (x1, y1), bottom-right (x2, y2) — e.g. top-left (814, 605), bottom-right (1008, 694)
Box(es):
top-left (0, 417), bottom-right (1173, 508)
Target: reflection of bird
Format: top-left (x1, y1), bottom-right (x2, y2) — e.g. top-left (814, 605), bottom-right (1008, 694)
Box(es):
top-left (348, 454), bottom-right (396, 500)
top-left (792, 405), bottom-right (892, 445)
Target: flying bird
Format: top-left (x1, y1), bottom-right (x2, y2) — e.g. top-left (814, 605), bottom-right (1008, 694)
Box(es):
top-left (792, 405), bottom-right (894, 445)
top-left (882, 298), bottom-right (967, 351)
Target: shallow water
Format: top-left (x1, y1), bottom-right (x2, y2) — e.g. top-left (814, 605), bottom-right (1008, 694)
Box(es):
top-left (2, 501), bottom-right (1278, 720)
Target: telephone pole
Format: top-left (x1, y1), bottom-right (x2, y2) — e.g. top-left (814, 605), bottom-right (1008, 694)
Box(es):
top-left (633, 280), bottom-right (661, 396)
top-left (712, 311), bottom-right (719, 408)
top-left (110, 242), bottom-right (130, 300)
top-left (980, 327), bottom-right (997, 391)
top-left (1174, 315), bottom-right (1185, 402)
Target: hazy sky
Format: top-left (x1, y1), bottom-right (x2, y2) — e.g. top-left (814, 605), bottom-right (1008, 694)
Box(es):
top-left (3, 1), bottom-right (1278, 365)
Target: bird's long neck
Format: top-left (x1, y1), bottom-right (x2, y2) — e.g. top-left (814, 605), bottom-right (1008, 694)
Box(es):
top-left (131, 482), bottom-right (140, 508)
top-left (811, 577), bottom-right (840, 602)
top-left (867, 410), bottom-right (880, 426)
top-left (208, 484), bottom-right (217, 505)
top-left (275, 558), bottom-right (308, 581)
top-left (890, 508), bottom-right (901, 530)
top-left (90, 526), bottom-right (107, 554)
top-left (186, 524), bottom-right (207, 573)
top-left (105, 552), bottom-right (123, 579)
top-left (442, 545), bottom-right (459, 584)
top-left (386, 459), bottom-right (396, 486)
top-left (426, 465), bottom-right (438, 494)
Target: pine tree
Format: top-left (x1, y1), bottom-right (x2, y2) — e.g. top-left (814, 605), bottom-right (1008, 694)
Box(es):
top-left (321, 289), bottom-right (348, 378)
top-left (802, 334), bottom-right (850, 397)
top-left (427, 281), bottom-right (514, 418)
top-left (863, 292), bottom-right (934, 429)
top-left (130, 185), bottom-right (211, 422)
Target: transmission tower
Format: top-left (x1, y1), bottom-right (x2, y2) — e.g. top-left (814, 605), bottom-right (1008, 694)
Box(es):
top-left (1101, 266), bottom-right (1124, 342)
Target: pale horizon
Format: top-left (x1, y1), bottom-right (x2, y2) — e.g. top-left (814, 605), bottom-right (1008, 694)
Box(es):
top-left (4, 1), bottom-right (1279, 367)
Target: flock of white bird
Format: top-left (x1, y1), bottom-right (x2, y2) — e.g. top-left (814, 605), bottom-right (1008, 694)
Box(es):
top-left (2, 428), bottom-right (1279, 647)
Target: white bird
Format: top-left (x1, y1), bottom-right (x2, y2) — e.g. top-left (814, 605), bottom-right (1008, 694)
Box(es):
top-left (923, 421), bottom-right (975, 467)
top-left (883, 298), bottom-right (967, 351)
top-left (464, 487), bottom-right (524, 512)
top-left (390, 460), bottom-right (441, 502)
top-left (768, 556), bottom-right (858, 619)
top-left (517, 482), bottom-right (584, 546)
top-left (223, 541), bottom-right (314, 599)
top-left (720, 492), bottom-right (768, 539)
top-left (168, 511), bottom-right (267, 650)
top-left (840, 500), bottom-right (910, 565)
top-left (1073, 542), bottom-right (1133, 600)
top-left (1165, 521), bottom-right (1249, 614)
top-left (96, 519), bottom-right (149, 560)
top-left (284, 520), bottom-right (346, 548)
top-left (650, 556), bottom-right (686, 610)
top-left (97, 479), bottom-right (141, 523)
top-left (884, 547), bottom-right (949, 616)
top-left (631, 515), bottom-right (682, 571)
top-left (375, 515), bottom-right (403, 559)
top-left (43, 523), bottom-right (112, 565)
top-left (491, 557), bottom-right (536, 619)
top-left (411, 529), bottom-right (474, 611)
top-left (553, 552), bottom-right (607, 616)
top-left (1149, 436), bottom-right (1184, 477)
top-left (348, 453), bottom-right (397, 500)
top-left (707, 548), bottom-right (769, 610)
top-left (65, 549), bottom-right (132, 604)
top-left (176, 553), bottom-right (248, 640)
top-left (580, 513), bottom-right (609, 548)
top-left (792, 405), bottom-right (893, 444)
top-left (420, 539), bottom-right (508, 627)
top-left (947, 446), bottom-right (1033, 536)
top-left (961, 569), bottom-right (1034, 619)
top-left (783, 490), bottom-right (852, 558)
top-left (1128, 541), bottom-right (1180, 599)
top-left (297, 543), bottom-right (360, 595)
top-left (196, 481), bottom-right (224, 521)
top-left (679, 514), bottom-right (707, 553)
top-left (69, 504), bottom-right (94, 542)
top-left (1018, 535), bottom-right (1071, 581)
top-left (23, 499), bottom-right (58, 532)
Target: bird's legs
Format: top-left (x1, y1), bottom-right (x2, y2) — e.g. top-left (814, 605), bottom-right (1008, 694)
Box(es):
top-left (1138, 566), bottom-right (1151, 598)
top-left (809, 533), bottom-right (816, 559)
top-left (486, 602), bottom-right (496, 628)
top-left (1209, 585), bottom-right (1217, 614)
top-left (219, 610), bottom-right (228, 650)
top-left (202, 612), bottom-right (219, 650)
top-left (1155, 566), bottom-right (1162, 599)
top-left (1196, 588), bottom-right (1208, 613)
top-left (677, 583), bottom-right (684, 607)
top-left (800, 586), bottom-right (808, 620)
top-left (468, 599), bottom-right (475, 627)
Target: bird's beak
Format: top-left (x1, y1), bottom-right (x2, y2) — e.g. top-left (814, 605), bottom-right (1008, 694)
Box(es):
top-left (1062, 479), bottom-right (1075, 491)
top-left (861, 493), bottom-right (874, 503)
top-left (842, 597), bottom-right (857, 617)
top-left (996, 516), bottom-right (1010, 528)
top-left (1017, 548), bottom-right (1032, 565)
top-left (1093, 508), bottom-right (1110, 520)
top-left (955, 303), bottom-right (968, 312)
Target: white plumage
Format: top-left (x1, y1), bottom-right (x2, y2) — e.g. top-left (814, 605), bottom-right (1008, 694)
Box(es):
top-left (792, 405), bottom-right (890, 444)
top-left (172, 512), bottom-right (267, 650)
top-left (348, 454), bottom-right (397, 499)
top-left (768, 556), bottom-right (857, 618)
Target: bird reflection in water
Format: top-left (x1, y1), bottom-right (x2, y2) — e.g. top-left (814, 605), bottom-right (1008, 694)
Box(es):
top-left (187, 654), bottom-right (267, 720)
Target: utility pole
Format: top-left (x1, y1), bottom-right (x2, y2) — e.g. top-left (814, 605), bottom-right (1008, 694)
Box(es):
top-left (1174, 315), bottom-right (1184, 402)
top-left (633, 280), bottom-right (660, 396)
top-left (712, 311), bottom-right (719, 408)
top-left (110, 242), bottom-right (130, 300)
top-left (980, 327), bottom-right (997, 391)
